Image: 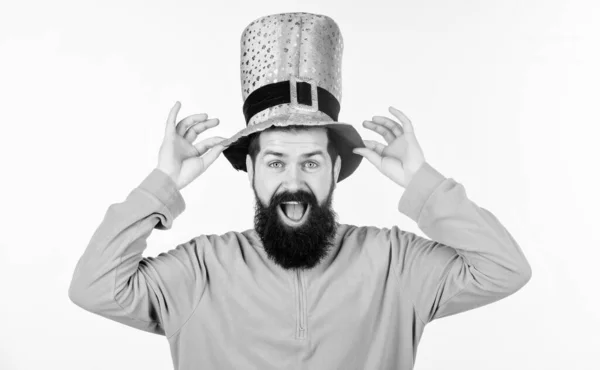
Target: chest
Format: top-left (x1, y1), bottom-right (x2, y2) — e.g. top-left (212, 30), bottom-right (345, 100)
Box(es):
top-left (196, 257), bottom-right (399, 342)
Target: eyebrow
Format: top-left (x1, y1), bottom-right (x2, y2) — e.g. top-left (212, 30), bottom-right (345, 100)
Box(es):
top-left (262, 150), bottom-right (325, 158)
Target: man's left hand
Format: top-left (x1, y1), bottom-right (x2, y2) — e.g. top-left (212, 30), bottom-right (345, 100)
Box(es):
top-left (353, 106), bottom-right (426, 189)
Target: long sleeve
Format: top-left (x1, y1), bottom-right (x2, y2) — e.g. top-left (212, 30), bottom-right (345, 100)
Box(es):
top-left (68, 169), bottom-right (207, 337)
top-left (391, 162), bottom-right (532, 324)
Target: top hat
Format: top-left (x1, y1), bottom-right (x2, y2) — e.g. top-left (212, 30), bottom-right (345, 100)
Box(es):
top-left (220, 12), bottom-right (365, 182)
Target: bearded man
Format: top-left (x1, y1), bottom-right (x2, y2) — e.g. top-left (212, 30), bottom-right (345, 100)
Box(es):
top-left (69, 12), bottom-right (532, 370)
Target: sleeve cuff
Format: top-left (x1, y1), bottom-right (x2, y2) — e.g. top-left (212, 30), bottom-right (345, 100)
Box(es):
top-left (398, 162), bottom-right (446, 222)
top-left (137, 169), bottom-right (186, 224)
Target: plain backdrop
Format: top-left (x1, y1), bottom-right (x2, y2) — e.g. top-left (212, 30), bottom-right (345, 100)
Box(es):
top-left (1, 0), bottom-right (598, 369)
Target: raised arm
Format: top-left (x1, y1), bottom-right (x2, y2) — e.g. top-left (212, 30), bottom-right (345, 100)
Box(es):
top-left (68, 169), bottom-right (200, 335)
top-left (354, 107), bottom-right (531, 325)
top-left (68, 101), bottom-right (226, 336)
top-left (391, 162), bottom-right (532, 324)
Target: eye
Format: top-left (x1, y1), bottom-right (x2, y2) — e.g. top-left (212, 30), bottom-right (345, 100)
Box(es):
top-left (305, 161), bottom-right (319, 168)
top-left (268, 161), bottom-right (283, 168)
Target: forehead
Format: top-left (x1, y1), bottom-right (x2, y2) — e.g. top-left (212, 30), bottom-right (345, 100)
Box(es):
top-left (258, 128), bottom-right (328, 154)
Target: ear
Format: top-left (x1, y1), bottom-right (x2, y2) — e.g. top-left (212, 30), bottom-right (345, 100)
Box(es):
top-left (333, 155), bottom-right (341, 183)
top-left (246, 155), bottom-right (253, 185)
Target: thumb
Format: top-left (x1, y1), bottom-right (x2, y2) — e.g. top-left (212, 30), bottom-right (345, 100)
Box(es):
top-left (194, 136), bottom-right (227, 156)
top-left (353, 148), bottom-right (382, 171)
top-left (199, 144), bottom-right (226, 169)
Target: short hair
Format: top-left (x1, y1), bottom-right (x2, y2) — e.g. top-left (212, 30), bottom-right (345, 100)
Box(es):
top-left (247, 125), bottom-right (339, 170)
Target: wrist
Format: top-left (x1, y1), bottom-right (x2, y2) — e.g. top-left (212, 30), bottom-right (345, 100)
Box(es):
top-left (155, 166), bottom-right (178, 184)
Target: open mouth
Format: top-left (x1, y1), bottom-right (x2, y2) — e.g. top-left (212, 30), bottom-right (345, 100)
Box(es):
top-left (277, 201), bottom-right (310, 225)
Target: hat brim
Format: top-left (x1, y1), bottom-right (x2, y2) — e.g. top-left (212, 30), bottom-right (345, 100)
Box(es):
top-left (221, 118), bottom-right (365, 183)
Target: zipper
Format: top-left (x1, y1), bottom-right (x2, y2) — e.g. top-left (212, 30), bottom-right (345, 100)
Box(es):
top-left (296, 269), bottom-right (307, 339)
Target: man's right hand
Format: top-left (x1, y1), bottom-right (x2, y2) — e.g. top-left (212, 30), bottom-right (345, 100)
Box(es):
top-left (156, 101), bottom-right (226, 191)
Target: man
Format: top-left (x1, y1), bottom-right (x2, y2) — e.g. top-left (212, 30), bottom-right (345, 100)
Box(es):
top-left (68, 12), bottom-right (532, 370)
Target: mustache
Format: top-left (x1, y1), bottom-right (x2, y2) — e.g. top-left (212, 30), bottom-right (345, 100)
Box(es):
top-left (269, 190), bottom-right (317, 207)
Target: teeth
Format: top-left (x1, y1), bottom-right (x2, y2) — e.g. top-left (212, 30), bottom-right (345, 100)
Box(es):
top-left (282, 201), bottom-right (301, 204)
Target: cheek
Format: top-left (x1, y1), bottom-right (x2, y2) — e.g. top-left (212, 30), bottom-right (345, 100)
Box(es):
top-left (310, 175), bottom-right (333, 202)
top-left (254, 175), bottom-right (277, 203)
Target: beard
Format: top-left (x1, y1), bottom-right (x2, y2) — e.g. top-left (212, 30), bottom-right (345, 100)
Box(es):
top-left (253, 175), bottom-right (339, 270)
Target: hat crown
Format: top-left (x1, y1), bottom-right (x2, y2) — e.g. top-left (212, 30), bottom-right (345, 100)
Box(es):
top-left (222, 12), bottom-right (364, 183)
top-left (240, 12), bottom-right (343, 126)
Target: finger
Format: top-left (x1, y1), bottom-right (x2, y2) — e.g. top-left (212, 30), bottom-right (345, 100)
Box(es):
top-left (363, 139), bottom-right (386, 156)
top-left (362, 120), bottom-right (396, 144)
top-left (193, 136), bottom-right (227, 156)
top-left (372, 115), bottom-right (404, 136)
top-left (165, 101), bottom-right (181, 134)
top-left (352, 147), bottom-right (382, 171)
top-left (184, 118), bottom-right (220, 142)
top-left (388, 106), bottom-right (414, 134)
top-left (176, 113), bottom-right (209, 136)
top-left (198, 144), bottom-right (226, 169)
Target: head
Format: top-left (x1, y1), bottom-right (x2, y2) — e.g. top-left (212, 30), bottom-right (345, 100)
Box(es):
top-left (245, 125), bottom-right (342, 270)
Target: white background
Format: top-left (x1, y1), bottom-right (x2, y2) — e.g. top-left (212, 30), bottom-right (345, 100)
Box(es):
top-left (1, 0), bottom-right (598, 369)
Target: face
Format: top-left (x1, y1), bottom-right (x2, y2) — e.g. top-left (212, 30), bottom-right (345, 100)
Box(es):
top-left (246, 128), bottom-right (342, 270)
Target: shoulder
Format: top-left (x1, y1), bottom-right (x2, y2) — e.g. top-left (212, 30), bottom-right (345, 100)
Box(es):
top-left (187, 229), bottom-right (258, 247)
top-left (337, 224), bottom-right (421, 269)
top-left (337, 223), bottom-right (406, 244)
top-left (185, 229), bottom-right (262, 260)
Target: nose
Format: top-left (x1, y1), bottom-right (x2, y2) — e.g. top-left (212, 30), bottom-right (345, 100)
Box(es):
top-left (282, 165), bottom-right (305, 192)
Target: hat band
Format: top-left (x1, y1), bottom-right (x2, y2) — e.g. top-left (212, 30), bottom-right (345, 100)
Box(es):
top-left (242, 80), bottom-right (340, 125)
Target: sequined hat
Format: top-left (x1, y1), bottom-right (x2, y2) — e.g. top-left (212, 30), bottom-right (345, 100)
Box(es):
top-left (220, 12), bottom-right (365, 183)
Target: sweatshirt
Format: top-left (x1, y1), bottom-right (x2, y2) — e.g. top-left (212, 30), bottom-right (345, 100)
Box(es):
top-left (68, 162), bottom-right (532, 370)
